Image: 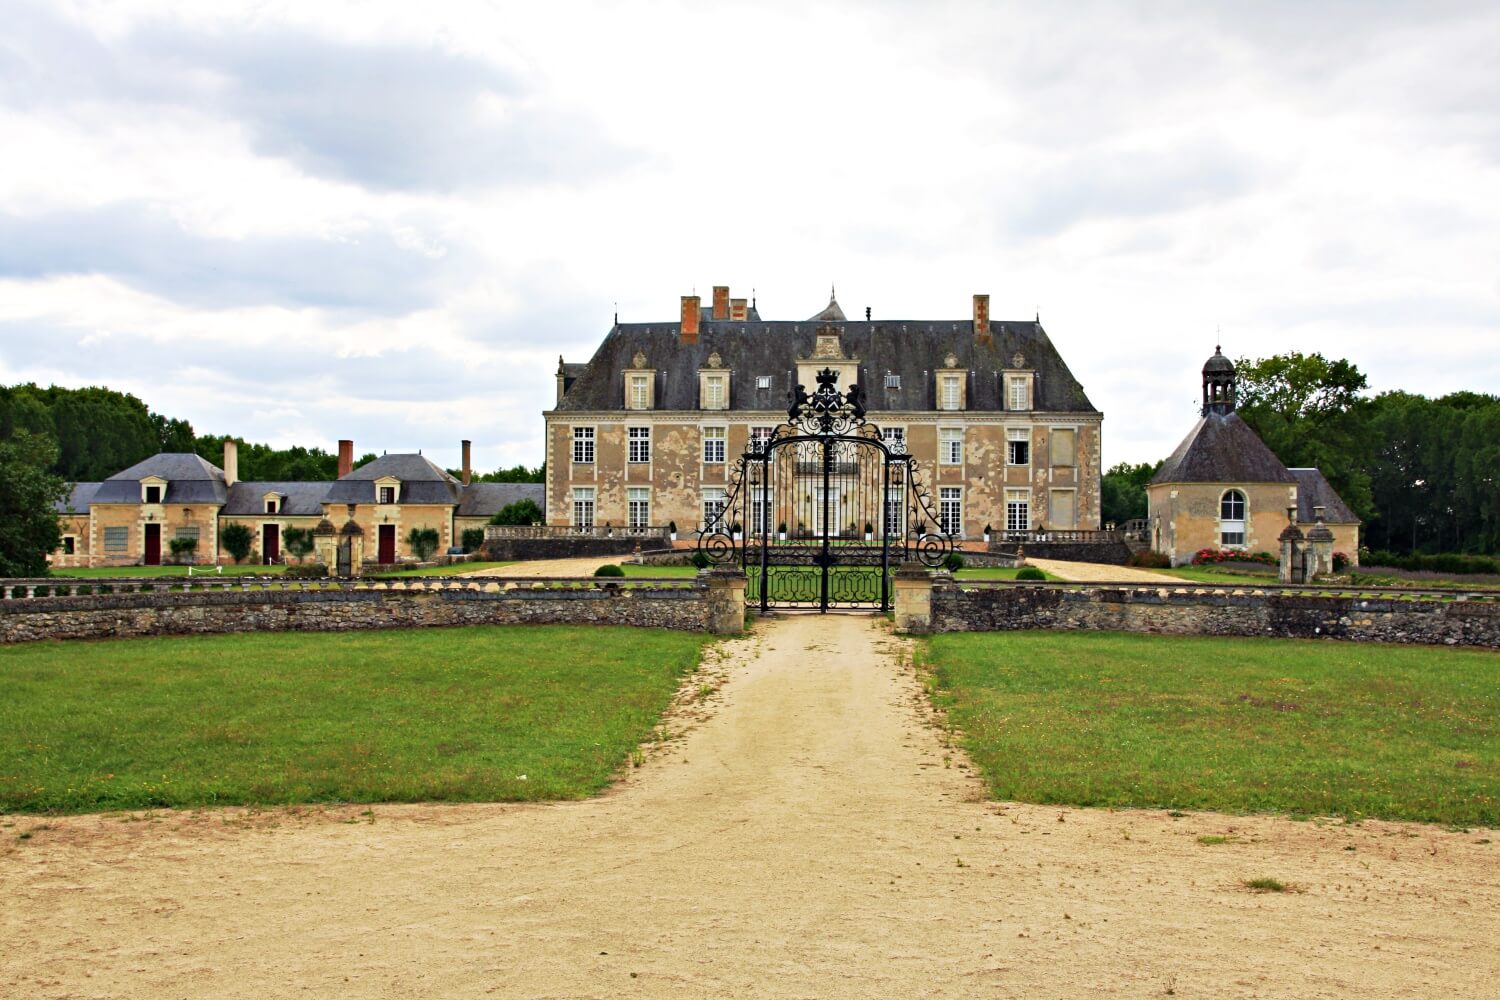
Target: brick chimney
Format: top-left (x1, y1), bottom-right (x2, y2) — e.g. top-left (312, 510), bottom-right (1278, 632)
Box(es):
top-left (730, 297), bottom-right (748, 321)
top-left (223, 439), bottom-right (238, 488)
top-left (338, 439), bottom-right (354, 478)
top-left (680, 294), bottom-right (701, 345)
top-left (712, 285), bottom-right (730, 320)
top-left (973, 294), bottom-right (991, 345)
top-left (461, 439), bottom-right (472, 486)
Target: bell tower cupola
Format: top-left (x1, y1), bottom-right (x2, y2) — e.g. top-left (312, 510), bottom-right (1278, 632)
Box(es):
top-left (1202, 345), bottom-right (1236, 416)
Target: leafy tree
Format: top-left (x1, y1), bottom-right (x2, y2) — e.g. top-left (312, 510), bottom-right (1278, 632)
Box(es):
top-left (0, 433), bottom-right (68, 576)
top-left (490, 498), bottom-right (543, 525)
top-left (1101, 461), bottom-right (1160, 525)
top-left (406, 526), bottom-right (440, 561)
top-left (282, 526), bottom-right (317, 561)
top-left (457, 463), bottom-right (545, 484)
top-left (220, 523), bottom-right (254, 564)
top-left (460, 527), bottom-right (486, 552)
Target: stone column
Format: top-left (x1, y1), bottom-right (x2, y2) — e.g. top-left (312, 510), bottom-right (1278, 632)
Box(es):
top-left (313, 518), bottom-right (338, 574)
top-left (1306, 505), bottom-right (1335, 580)
top-left (340, 520), bottom-right (366, 579)
top-left (1278, 506), bottom-right (1305, 585)
top-left (893, 562), bottom-right (934, 634)
top-left (703, 565), bottom-right (746, 635)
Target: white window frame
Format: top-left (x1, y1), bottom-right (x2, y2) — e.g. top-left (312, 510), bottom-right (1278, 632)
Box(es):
top-left (703, 426), bottom-right (727, 464)
top-left (628, 426), bottom-right (650, 464)
top-left (377, 485), bottom-right (396, 505)
top-left (940, 374), bottom-right (962, 411)
top-left (1008, 376), bottom-right (1031, 411)
top-left (627, 487), bottom-right (650, 529)
top-left (572, 425), bottom-right (595, 464)
top-left (629, 375), bottom-right (650, 410)
top-left (1007, 427), bottom-right (1031, 467)
top-left (1006, 490), bottom-right (1031, 533)
top-left (939, 427), bottom-right (963, 465)
top-left (939, 487), bottom-right (962, 537)
top-left (749, 425), bottom-right (774, 455)
top-left (572, 487), bottom-right (596, 529)
top-left (1220, 489), bottom-right (1247, 547)
top-left (704, 375), bottom-right (727, 410)
top-left (884, 491), bottom-right (905, 538)
top-left (749, 485), bottom-right (772, 536)
top-left (702, 487), bottom-right (727, 531)
top-left (755, 375), bottom-right (772, 390)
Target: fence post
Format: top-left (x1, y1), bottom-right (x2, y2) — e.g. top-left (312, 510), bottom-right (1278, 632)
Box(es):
top-left (703, 565), bottom-right (747, 634)
top-left (893, 562), bottom-right (935, 633)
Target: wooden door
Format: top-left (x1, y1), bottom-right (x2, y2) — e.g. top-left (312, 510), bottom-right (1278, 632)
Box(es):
top-left (144, 523), bottom-right (161, 565)
top-left (262, 524), bottom-right (280, 564)
top-left (378, 524), bottom-right (396, 564)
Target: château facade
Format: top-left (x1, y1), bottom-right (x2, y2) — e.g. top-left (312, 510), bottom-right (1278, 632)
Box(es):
top-left (545, 286), bottom-right (1104, 540)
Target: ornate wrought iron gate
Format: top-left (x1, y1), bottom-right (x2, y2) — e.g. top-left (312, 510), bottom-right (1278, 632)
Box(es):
top-left (696, 368), bottom-right (954, 612)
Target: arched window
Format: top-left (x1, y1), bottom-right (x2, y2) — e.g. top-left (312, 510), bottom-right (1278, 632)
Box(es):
top-left (1219, 489), bottom-right (1246, 547)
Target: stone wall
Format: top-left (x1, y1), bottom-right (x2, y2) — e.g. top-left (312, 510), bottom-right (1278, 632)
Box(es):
top-left (919, 579), bottom-right (1500, 649)
top-left (481, 536), bottom-right (650, 562)
top-left (991, 540), bottom-right (1132, 565)
top-left (0, 576), bottom-right (745, 644)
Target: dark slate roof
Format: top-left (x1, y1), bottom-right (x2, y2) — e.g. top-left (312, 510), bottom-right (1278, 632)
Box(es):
top-left (1203, 348), bottom-right (1235, 374)
top-left (54, 482), bottom-right (100, 514)
top-left (223, 481), bottom-right (331, 517)
top-left (92, 453), bottom-right (228, 504)
top-left (1150, 412), bottom-right (1297, 485)
top-left (456, 483), bottom-right (546, 518)
top-left (808, 293), bottom-right (847, 322)
top-left (554, 317), bottom-right (1097, 413)
top-left (324, 453), bottom-right (463, 504)
top-left (1289, 468), bottom-right (1361, 525)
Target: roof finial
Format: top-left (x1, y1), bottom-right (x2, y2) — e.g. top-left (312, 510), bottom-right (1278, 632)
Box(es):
top-left (751, 286), bottom-right (756, 308)
top-left (830, 283), bottom-right (837, 303)
top-left (614, 302), bottom-right (618, 325)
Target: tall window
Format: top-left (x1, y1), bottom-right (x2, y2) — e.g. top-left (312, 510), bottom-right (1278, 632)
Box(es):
top-left (703, 426), bottom-right (726, 464)
top-left (939, 487), bottom-right (962, 537)
top-left (940, 427), bottom-right (962, 465)
top-left (628, 487), bottom-right (650, 529)
top-left (1008, 376), bottom-right (1030, 411)
top-left (572, 426), bottom-right (595, 464)
top-left (629, 375), bottom-right (649, 410)
top-left (881, 426), bottom-right (906, 453)
top-left (703, 487), bottom-right (727, 531)
top-left (62, 536), bottom-right (76, 555)
top-left (628, 426), bottom-right (651, 463)
top-left (885, 493), bottom-right (905, 537)
top-left (940, 375), bottom-right (961, 411)
top-left (1220, 489), bottom-right (1247, 546)
top-left (1006, 490), bottom-right (1030, 532)
top-left (572, 487), bottom-right (595, 529)
top-left (704, 375), bottom-right (726, 409)
top-left (749, 426), bottom-right (773, 454)
top-left (1007, 428), bottom-right (1030, 466)
top-left (749, 486), bottom-right (771, 535)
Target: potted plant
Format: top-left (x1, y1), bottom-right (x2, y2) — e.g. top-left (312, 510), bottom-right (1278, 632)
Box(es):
top-left (864, 521), bottom-right (874, 542)
top-left (731, 521), bottom-right (743, 541)
top-left (983, 523), bottom-right (992, 544)
top-left (796, 520), bottom-right (806, 539)
top-left (669, 520), bottom-right (677, 542)
top-left (777, 521), bottom-right (788, 542)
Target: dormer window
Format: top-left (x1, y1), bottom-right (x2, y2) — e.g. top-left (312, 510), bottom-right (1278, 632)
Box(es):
top-left (703, 374), bottom-right (727, 410)
top-left (885, 374), bottom-right (901, 390)
top-left (629, 374), bottom-right (650, 410)
top-left (378, 486), bottom-right (395, 504)
top-left (266, 499), bottom-right (277, 514)
top-left (1007, 375), bottom-right (1032, 411)
top-left (144, 485), bottom-right (162, 503)
top-left (940, 375), bottom-right (962, 411)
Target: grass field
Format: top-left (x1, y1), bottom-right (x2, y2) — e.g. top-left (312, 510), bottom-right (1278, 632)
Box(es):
top-left (922, 631), bottom-right (1499, 826)
top-left (1157, 566), bottom-right (1280, 585)
top-left (370, 561), bottom-right (516, 577)
top-left (0, 625), bottom-right (706, 814)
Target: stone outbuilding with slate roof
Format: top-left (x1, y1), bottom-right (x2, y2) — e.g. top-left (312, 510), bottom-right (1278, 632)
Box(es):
top-left (49, 438), bottom-right (545, 568)
top-left (1147, 348), bottom-right (1361, 566)
top-left (546, 284), bottom-right (1104, 538)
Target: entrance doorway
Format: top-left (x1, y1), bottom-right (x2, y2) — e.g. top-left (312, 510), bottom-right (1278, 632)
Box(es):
top-left (262, 524), bottom-right (280, 564)
top-left (143, 523), bottom-right (161, 565)
top-left (378, 524), bottom-right (396, 564)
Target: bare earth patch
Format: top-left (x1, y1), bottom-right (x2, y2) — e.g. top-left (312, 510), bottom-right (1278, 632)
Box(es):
top-left (2, 616), bottom-right (1495, 998)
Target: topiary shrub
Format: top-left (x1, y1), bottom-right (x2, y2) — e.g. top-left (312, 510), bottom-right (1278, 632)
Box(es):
top-left (1015, 566), bottom-right (1046, 581)
top-left (943, 552), bottom-right (965, 572)
top-left (593, 563), bottom-right (625, 577)
top-left (283, 563), bottom-right (329, 579)
top-left (689, 551), bottom-right (710, 569)
top-left (461, 527), bottom-right (486, 553)
top-left (1127, 549), bottom-right (1171, 568)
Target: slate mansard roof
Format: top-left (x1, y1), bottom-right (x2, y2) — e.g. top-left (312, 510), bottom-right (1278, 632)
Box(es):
top-left (324, 453), bottom-right (463, 505)
top-left (1150, 412), bottom-right (1299, 487)
top-left (92, 453), bottom-right (229, 504)
top-left (554, 317), bottom-right (1098, 414)
top-left (222, 481), bottom-right (332, 517)
top-left (54, 482), bottom-right (100, 514)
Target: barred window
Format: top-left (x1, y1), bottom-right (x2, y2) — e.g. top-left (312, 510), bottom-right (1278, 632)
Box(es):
top-left (756, 375), bottom-right (772, 390)
top-left (175, 526), bottom-right (200, 541)
top-left (885, 373), bottom-right (901, 390)
top-left (103, 526), bottom-right (128, 552)
top-left (572, 426), bottom-right (595, 464)
top-left (628, 426), bottom-right (651, 463)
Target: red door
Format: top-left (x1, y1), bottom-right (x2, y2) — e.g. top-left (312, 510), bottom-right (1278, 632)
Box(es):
top-left (263, 524), bottom-right (280, 564)
top-left (144, 523), bottom-right (161, 565)
top-left (378, 524), bottom-right (396, 564)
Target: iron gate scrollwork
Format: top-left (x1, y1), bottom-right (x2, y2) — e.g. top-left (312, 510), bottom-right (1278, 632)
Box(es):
top-left (695, 367), bottom-right (955, 611)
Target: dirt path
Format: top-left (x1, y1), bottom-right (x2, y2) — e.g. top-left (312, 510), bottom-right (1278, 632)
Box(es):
top-left (460, 555), bottom-right (632, 577)
top-left (3, 616), bottom-right (1495, 998)
top-left (1027, 556), bottom-right (1181, 583)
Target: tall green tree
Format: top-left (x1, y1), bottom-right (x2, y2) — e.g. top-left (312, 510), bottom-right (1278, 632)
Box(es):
top-left (1101, 461), bottom-right (1160, 525)
top-left (0, 434), bottom-right (69, 576)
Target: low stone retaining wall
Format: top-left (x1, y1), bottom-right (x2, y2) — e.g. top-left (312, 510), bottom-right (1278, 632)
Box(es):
top-left (481, 537), bottom-right (649, 562)
top-left (0, 574), bottom-right (746, 643)
top-left (990, 540), bottom-right (1133, 565)
top-left (916, 579), bottom-right (1500, 649)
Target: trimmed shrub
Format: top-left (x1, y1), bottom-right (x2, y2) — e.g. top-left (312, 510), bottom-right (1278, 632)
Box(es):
top-left (593, 563), bottom-right (625, 577)
top-left (943, 552), bottom-right (965, 572)
top-left (1364, 550), bottom-right (1500, 576)
top-left (689, 551), bottom-right (710, 569)
top-left (1015, 566), bottom-right (1046, 581)
top-left (283, 563), bottom-right (329, 579)
top-left (283, 527), bottom-right (316, 561)
top-left (460, 527), bottom-right (486, 553)
top-left (1332, 551), bottom-right (1351, 572)
top-left (1128, 549), bottom-right (1171, 568)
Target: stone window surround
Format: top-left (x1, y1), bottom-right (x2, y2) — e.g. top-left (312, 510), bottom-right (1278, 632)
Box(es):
top-left (939, 426), bottom-right (964, 465)
top-left (698, 371), bottom-right (730, 411)
top-left (141, 476), bottom-right (167, 504)
top-left (1049, 487), bottom-right (1078, 529)
top-left (375, 477), bottom-right (401, 505)
top-left (936, 371), bottom-right (965, 411)
top-left (1219, 488), bottom-right (1248, 548)
top-left (627, 425), bottom-right (651, 464)
top-left (571, 425), bottom-right (596, 465)
top-left (1004, 371), bottom-right (1033, 411)
top-left (939, 486), bottom-right (962, 537)
top-left (623, 367), bottom-right (655, 410)
top-left (702, 425), bottom-right (728, 465)
top-left (1050, 426), bottom-right (1077, 468)
top-left (1006, 426), bottom-right (1031, 467)
top-left (1006, 488), bottom-right (1032, 532)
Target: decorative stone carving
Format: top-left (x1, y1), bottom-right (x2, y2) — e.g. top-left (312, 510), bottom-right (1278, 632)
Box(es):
top-left (944, 352), bottom-right (959, 369)
top-left (1012, 352), bottom-right (1026, 368)
top-left (705, 351), bottom-right (725, 369)
top-left (631, 350), bottom-right (648, 369)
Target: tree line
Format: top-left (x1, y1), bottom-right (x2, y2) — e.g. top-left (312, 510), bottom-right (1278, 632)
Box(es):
top-left (1101, 353), bottom-right (1499, 555)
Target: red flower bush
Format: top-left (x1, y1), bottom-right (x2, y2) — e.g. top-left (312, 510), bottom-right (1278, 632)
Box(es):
top-left (1192, 548), bottom-right (1277, 567)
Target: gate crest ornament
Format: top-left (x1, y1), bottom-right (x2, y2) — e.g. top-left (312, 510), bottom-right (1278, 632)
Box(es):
top-left (697, 368), bottom-right (955, 612)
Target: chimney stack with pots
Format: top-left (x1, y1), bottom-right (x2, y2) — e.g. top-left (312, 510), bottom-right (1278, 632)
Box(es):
top-left (730, 297), bottom-right (748, 321)
top-left (712, 285), bottom-right (730, 321)
top-left (338, 439), bottom-right (354, 479)
top-left (680, 294), bottom-right (701, 345)
top-left (461, 439), bottom-right (472, 486)
top-left (973, 294), bottom-right (991, 345)
top-left (223, 439), bottom-right (238, 488)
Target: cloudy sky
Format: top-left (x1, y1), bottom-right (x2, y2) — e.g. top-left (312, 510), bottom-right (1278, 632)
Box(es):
top-left (2, 0), bottom-right (1497, 473)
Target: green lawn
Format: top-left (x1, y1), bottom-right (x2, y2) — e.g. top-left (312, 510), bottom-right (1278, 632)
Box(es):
top-left (0, 625), bottom-right (705, 814)
top-left (922, 631), bottom-right (1499, 826)
top-left (1158, 566), bottom-right (1280, 585)
top-left (48, 564), bottom-right (287, 578)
